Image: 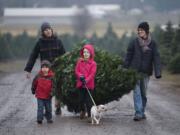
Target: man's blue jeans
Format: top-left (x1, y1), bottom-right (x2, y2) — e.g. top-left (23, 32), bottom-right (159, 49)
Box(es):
top-left (37, 98), bottom-right (52, 121)
top-left (133, 74), bottom-right (149, 117)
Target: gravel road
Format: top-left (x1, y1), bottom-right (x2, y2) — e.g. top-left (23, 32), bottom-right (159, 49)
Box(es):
top-left (0, 71), bottom-right (180, 135)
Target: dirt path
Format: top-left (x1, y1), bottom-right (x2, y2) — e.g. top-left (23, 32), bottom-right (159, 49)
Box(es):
top-left (0, 72), bottom-right (180, 135)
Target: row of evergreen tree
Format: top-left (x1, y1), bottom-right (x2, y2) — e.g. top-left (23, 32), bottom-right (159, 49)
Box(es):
top-left (152, 21), bottom-right (180, 73)
top-left (0, 21), bottom-right (180, 73)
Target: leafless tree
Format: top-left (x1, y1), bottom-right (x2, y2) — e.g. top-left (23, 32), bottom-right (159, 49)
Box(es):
top-left (72, 7), bottom-right (93, 37)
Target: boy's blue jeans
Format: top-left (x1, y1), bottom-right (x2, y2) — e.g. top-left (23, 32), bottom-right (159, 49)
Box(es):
top-left (133, 74), bottom-right (149, 117)
top-left (37, 98), bottom-right (52, 121)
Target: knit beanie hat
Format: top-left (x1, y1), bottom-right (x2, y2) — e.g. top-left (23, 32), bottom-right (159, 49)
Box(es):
top-left (41, 60), bottom-right (51, 68)
top-left (41, 22), bottom-right (51, 32)
top-left (138, 22), bottom-right (149, 34)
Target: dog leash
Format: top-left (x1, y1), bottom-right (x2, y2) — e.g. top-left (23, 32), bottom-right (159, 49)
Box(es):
top-left (84, 84), bottom-right (97, 107)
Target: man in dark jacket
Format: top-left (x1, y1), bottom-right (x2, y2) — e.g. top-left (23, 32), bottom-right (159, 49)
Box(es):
top-left (124, 22), bottom-right (161, 121)
top-left (24, 22), bottom-right (65, 115)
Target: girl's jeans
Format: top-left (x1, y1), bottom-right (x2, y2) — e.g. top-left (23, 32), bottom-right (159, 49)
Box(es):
top-left (133, 74), bottom-right (149, 117)
top-left (37, 98), bottom-right (52, 121)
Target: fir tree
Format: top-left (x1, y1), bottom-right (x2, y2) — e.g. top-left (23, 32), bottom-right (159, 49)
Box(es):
top-left (171, 23), bottom-right (180, 56)
top-left (53, 41), bottom-right (138, 113)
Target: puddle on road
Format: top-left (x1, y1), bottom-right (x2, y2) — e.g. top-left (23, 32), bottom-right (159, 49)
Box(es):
top-left (0, 83), bottom-right (13, 86)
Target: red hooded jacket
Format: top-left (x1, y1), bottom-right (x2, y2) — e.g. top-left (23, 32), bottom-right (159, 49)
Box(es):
top-left (75, 44), bottom-right (97, 90)
top-left (33, 70), bottom-right (54, 99)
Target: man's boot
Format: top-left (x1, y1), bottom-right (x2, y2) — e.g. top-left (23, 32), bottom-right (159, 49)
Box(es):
top-left (55, 107), bottom-right (62, 115)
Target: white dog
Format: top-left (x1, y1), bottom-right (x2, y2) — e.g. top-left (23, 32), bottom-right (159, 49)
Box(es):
top-left (91, 105), bottom-right (107, 125)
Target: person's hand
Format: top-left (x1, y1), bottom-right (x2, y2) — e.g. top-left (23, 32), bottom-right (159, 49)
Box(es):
top-left (80, 76), bottom-right (86, 84)
top-left (26, 72), bottom-right (31, 79)
top-left (31, 88), bottom-right (35, 95)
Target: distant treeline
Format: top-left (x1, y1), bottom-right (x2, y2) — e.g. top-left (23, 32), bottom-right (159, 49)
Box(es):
top-left (0, 21), bottom-right (180, 73)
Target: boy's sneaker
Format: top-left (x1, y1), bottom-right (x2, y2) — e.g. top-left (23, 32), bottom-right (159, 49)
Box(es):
top-left (47, 119), bottom-right (53, 124)
top-left (37, 120), bottom-right (42, 124)
top-left (55, 107), bottom-right (62, 115)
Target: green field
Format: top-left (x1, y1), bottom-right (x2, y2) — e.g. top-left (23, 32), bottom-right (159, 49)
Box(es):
top-left (0, 60), bottom-right (26, 73)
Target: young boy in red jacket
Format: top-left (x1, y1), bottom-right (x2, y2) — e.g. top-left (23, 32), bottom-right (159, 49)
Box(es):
top-left (31, 60), bottom-right (54, 124)
top-left (75, 44), bottom-right (97, 119)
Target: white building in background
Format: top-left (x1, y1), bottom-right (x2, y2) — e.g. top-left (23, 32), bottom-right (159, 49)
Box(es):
top-left (4, 7), bottom-right (79, 17)
top-left (1, 4), bottom-right (121, 25)
top-left (2, 6), bottom-right (81, 26)
top-left (0, 4), bottom-right (121, 35)
top-left (86, 4), bottom-right (121, 18)
top-left (4, 4), bottom-right (121, 18)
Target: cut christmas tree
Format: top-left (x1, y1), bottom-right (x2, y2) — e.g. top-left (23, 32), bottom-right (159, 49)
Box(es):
top-left (53, 41), bottom-right (138, 113)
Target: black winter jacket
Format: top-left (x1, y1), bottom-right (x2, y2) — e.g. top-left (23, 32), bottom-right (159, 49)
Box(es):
top-left (124, 38), bottom-right (161, 78)
top-left (24, 36), bottom-right (65, 72)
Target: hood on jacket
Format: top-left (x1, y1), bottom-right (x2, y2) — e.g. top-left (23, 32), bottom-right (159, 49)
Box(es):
top-left (39, 70), bottom-right (54, 78)
top-left (80, 44), bottom-right (95, 60)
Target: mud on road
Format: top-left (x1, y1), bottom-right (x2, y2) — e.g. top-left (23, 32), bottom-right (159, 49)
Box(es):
top-left (0, 72), bottom-right (180, 135)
